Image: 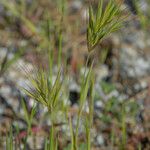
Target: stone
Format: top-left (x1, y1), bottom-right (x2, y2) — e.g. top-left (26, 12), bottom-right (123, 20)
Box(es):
top-left (96, 134), bottom-right (104, 146)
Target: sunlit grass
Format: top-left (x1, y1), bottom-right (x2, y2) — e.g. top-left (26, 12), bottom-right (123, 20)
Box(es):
top-left (0, 0), bottom-right (140, 149)
top-left (87, 0), bottom-right (124, 51)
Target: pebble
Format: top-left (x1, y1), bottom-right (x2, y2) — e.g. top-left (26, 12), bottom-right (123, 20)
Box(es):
top-left (81, 8), bottom-right (88, 20)
top-left (95, 100), bottom-right (103, 109)
top-left (95, 65), bottom-right (109, 81)
top-left (96, 134), bottom-right (104, 146)
top-left (27, 136), bottom-right (44, 149)
top-left (0, 47), bottom-right (7, 59)
top-left (0, 85), bottom-right (11, 96)
top-left (69, 0), bottom-right (82, 14)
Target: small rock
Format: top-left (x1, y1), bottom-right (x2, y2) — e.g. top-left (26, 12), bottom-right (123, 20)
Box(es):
top-left (95, 100), bottom-right (103, 109)
top-left (96, 134), bottom-right (104, 146)
top-left (95, 65), bottom-right (109, 81)
top-left (69, 1), bottom-right (82, 14)
top-left (0, 85), bottom-right (11, 96)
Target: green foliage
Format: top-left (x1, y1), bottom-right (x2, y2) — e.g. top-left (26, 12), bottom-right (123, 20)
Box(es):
top-left (69, 64), bottom-right (93, 150)
top-left (21, 99), bottom-right (36, 134)
top-left (99, 97), bottom-right (139, 123)
top-left (84, 76), bottom-right (95, 150)
top-left (79, 64), bottom-right (93, 115)
top-left (21, 99), bottom-right (36, 149)
top-left (23, 68), bottom-right (62, 149)
top-left (58, 31), bottom-right (63, 68)
top-left (44, 125), bottom-right (58, 150)
top-left (87, 0), bottom-right (124, 51)
top-left (101, 81), bottom-right (116, 94)
top-left (6, 127), bottom-right (13, 150)
top-left (23, 69), bottom-right (62, 113)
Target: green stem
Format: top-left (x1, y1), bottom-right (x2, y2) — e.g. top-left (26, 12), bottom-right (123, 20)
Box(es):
top-left (73, 52), bottom-right (93, 150)
top-left (58, 32), bottom-right (62, 68)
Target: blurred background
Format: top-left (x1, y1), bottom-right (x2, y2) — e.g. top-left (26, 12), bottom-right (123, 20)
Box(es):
top-left (0, 0), bottom-right (150, 149)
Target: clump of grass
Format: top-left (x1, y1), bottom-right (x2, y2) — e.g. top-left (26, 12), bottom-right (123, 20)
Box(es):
top-left (21, 99), bottom-right (36, 149)
top-left (87, 0), bottom-right (124, 51)
top-left (6, 127), bottom-right (13, 150)
top-left (23, 69), bottom-right (62, 114)
top-left (23, 68), bottom-right (63, 149)
top-left (4, 0), bottom-right (126, 149)
top-left (72, 63), bottom-right (93, 150)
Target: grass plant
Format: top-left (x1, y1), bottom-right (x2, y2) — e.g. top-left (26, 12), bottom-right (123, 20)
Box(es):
top-left (87, 0), bottom-right (124, 51)
top-left (0, 0), bottom-right (131, 149)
